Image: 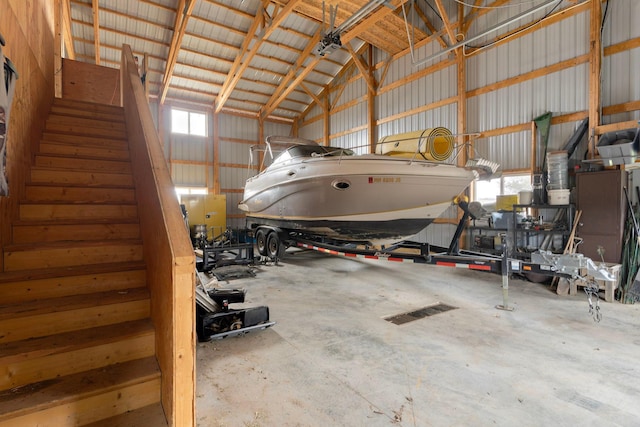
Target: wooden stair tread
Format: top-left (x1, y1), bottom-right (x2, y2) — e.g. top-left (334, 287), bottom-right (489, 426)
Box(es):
top-left (12, 218), bottom-right (139, 226)
top-left (38, 142), bottom-right (130, 161)
top-left (52, 98), bottom-right (124, 114)
top-left (41, 133), bottom-right (128, 147)
top-left (18, 199), bottom-right (137, 206)
top-left (0, 318), bottom-right (154, 361)
top-left (30, 168), bottom-right (134, 188)
top-left (19, 203), bottom-right (138, 221)
top-left (49, 106), bottom-right (125, 123)
top-left (0, 287), bottom-right (149, 321)
top-left (25, 182), bottom-right (134, 191)
top-left (20, 187), bottom-right (136, 204)
top-left (34, 155), bottom-right (132, 174)
top-left (0, 288), bottom-right (150, 344)
top-left (82, 403), bottom-right (167, 427)
top-left (0, 261), bottom-right (147, 285)
top-left (45, 122), bottom-right (126, 140)
top-left (5, 238), bottom-right (143, 252)
top-left (47, 114), bottom-right (126, 131)
top-left (0, 357), bottom-right (159, 420)
top-left (0, 263), bottom-right (147, 306)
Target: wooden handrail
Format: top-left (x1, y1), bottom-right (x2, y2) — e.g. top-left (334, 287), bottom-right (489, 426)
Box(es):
top-left (120, 44), bottom-right (195, 427)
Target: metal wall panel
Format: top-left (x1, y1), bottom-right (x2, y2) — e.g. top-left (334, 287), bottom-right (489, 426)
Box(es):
top-left (219, 166), bottom-right (249, 192)
top-left (331, 102), bottom-right (367, 135)
top-left (218, 113), bottom-right (259, 141)
top-left (299, 119), bottom-right (323, 142)
top-left (332, 129), bottom-right (368, 154)
top-left (602, 0), bottom-right (640, 123)
top-left (376, 104), bottom-right (458, 142)
top-left (218, 141), bottom-right (250, 165)
top-left (264, 121), bottom-right (293, 138)
top-left (172, 164), bottom-right (206, 187)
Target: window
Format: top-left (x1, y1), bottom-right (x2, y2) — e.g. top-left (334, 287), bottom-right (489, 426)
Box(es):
top-left (474, 174), bottom-right (531, 208)
top-left (175, 186), bottom-right (208, 197)
top-left (171, 108), bottom-right (207, 136)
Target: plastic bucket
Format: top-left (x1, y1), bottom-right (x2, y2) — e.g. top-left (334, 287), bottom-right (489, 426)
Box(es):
top-left (518, 190), bottom-right (533, 205)
top-left (548, 189), bottom-right (570, 205)
top-left (547, 151), bottom-right (568, 189)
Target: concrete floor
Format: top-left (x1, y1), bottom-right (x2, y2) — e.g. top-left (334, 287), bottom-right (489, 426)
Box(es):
top-left (196, 249), bottom-right (640, 427)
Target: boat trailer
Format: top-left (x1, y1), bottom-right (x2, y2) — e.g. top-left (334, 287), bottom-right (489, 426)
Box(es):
top-left (247, 200), bottom-right (616, 322)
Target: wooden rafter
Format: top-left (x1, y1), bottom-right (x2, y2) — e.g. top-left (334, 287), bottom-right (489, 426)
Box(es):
top-left (92, 0), bottom-right (100, 64)
top-left (412, 2), bottom-right (447, 49)
top-left (160, 0), bottom-right (197, 104)
top-left (62, 0), bottom-right (76, 59)
top-left (433, 0), bottom-right (456, 46)
top-left (260, 28), bottom-right (322, 118)
top-left (300, 83), bottom-right (323, 107)
top-left (215, 0), bottom-right (303, 113)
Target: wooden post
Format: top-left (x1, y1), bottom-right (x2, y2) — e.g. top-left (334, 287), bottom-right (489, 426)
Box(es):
top-left (588, 0), bottom-right (602, 158)
top-left (54, 0), bottom-right (63, 98)
top-left (367, 44), bottom-right (376, 154)
top-left (323, 93), bottom-right (330, 146)
top-left (212, 108), bottom-right (220, 194)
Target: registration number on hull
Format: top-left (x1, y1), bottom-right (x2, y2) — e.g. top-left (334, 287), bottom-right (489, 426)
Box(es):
top-left (368, 177), bottom-right (401, 183)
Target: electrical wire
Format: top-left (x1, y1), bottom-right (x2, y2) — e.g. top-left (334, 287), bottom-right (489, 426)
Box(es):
top-left (601, 0), bottom-right (610, 33)
top-left (422, 0), bottom-right (443, 22)
top-left (452, 0), bottom-right (545, 9)
top-left (464, 0), bottom-right (562, 52)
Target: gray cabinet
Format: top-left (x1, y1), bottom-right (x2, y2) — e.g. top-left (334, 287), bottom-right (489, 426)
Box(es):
top-left (576, 170), bottom-right (626, 263)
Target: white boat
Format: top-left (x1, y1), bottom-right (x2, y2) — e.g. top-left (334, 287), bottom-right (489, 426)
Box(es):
top-left (239, 136), bottom-right (486, 245)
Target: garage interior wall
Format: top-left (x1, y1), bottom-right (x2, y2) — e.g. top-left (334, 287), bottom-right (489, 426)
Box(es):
top-left (0, 0), bottom-right (56, 270)
top-left (143, 1), bottom-right (637, 245)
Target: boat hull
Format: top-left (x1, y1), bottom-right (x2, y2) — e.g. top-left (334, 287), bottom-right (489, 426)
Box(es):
top-left (240, 155), bottom-right (475, 244)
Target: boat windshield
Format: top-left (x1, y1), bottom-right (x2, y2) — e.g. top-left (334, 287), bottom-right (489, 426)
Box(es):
top-left (271, 145), bottom-right (355, 165)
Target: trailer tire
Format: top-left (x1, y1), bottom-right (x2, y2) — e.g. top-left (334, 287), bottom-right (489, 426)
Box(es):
top-left (255, 229), bottom-right (268, 256)
top-left (266, 231), bottom-right (285, 259)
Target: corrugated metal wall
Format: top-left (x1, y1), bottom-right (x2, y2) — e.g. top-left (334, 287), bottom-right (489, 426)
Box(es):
top-left (602, 0), bottom-right (640, 124)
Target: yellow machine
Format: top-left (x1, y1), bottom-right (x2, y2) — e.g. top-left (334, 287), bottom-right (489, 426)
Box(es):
top-left (180, 194), bottom-right (227, 241)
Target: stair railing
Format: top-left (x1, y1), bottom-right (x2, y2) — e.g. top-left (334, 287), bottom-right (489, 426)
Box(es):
top-left (120, 43), bottom-right (195, 427)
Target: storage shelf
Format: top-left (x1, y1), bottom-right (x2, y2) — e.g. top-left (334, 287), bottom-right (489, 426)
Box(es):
top-left (467, 203), bottom-right (574, 256)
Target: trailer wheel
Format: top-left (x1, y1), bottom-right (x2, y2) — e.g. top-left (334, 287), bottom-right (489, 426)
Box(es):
top-left (255, 229), bottom-right (268, 256)
top-left (266, 232), bottom-right (285, 259)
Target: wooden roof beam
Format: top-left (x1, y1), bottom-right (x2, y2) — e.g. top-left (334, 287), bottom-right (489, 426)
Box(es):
top-left (412, 2), bottom-right (448, 48)
top-left (433, 0), bottom-right (456, 46)
top-left (300, 83), bottom-right (322, 107)
top-left (263, 0), bottom-right (409, 119)
top-left (344, 42), bottom-right (375, 93)
top-left (260, 28), bottom-right (322, 118)
top-left (159, 0), bottom-right (197, 104)
top-left (215, 0), bottom-right (303, 113)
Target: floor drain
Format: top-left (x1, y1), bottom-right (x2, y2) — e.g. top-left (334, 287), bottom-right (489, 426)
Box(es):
top-left (384, 303), bottom-right (457, 325)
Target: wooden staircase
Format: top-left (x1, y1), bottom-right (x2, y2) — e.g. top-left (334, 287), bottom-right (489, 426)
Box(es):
top-left (0, 99), bottom-right (167, 426)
